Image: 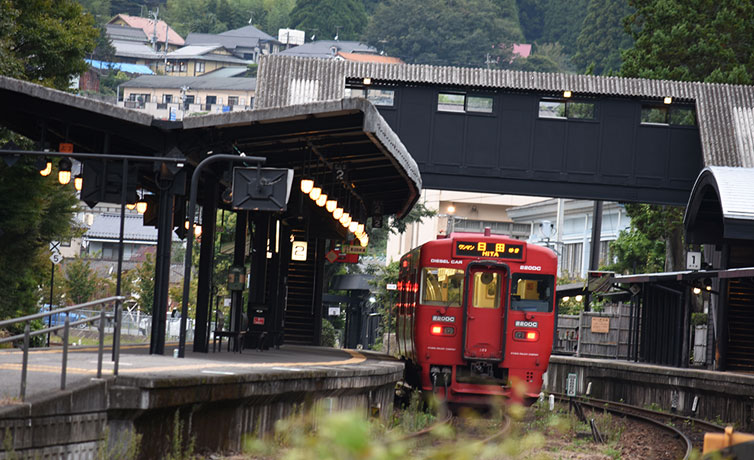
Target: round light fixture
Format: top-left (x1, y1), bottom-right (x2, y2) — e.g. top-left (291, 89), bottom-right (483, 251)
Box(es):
top-left (136, 200), bottom-right (147, 214)
top-left (333, 207), bottom-right (344, 220)
top-left (74, 175), bottom-right (83, 191)
top-left (325, 199), bottom-right (337, 213)
top-left (316, 194), bottom-right (328, 207)
top-left (300, 178), bottom-right (314, 194)
top-left (309, 186), bottom-right (322, 200)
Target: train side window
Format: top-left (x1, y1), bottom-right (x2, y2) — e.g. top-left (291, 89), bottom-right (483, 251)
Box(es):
top-left (510, 274), bottom-right (554, 312)
top-left (421, 267), bottom-right (464, 307)
top-left (471, 272), bottom-right (500, 309)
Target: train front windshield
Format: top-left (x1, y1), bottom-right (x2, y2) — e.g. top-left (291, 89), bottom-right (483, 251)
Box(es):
top-left (510, 274), bottom-right (555, 312)
top-left (421, 267), bottom-right (464, 307)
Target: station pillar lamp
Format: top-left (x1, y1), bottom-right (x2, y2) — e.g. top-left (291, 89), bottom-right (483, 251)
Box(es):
top-left (38, 158), bottom-right (52, 176)
top-left (57, 157), bottom-right (72, 185)
top-left (74, 174), bottom-right (83, 191)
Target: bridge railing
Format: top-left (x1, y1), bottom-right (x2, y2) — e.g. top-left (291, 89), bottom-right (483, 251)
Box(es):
top-left (0, 296), bottom-right (125, 401)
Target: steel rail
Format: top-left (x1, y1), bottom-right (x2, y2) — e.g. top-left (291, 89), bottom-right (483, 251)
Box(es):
top-left (552, 392), bottom-right (724, 460)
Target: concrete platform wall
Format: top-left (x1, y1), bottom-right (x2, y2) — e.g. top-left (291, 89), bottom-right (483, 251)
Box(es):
top-left (0, 361), bottom-right (403, 459)
top-left (545, 356), bottom-right (754, 431)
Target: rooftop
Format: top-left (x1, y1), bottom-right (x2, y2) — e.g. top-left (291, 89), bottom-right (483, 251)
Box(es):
top-left (336, 52), bottom-right (403, 64)
top-left (105, 24), bottom-right (148, 42)
top-left (220, 25), bottom-right (278, 43)
top-left (166, 45), bottom-right (250, 65)
top-left (121, 76), bottom-right (257, 91)
top-left (85, 212), bottom-right (179, 242)
top-left (112, 40), bottom-right (161, 60)
top-left (185, 32), bottom-right (260, 51)
top-left (277, 40), bottom-right (377, 59)
top-left (108, 14), bottom-right (185, 46)
top-left (86, 59), bottom-right (154, 75)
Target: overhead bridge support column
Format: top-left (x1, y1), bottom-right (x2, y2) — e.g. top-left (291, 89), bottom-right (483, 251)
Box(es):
top-left (194, 181), bottom-right (218, 353)
top-left (151, 187), bottom-right (173, 355)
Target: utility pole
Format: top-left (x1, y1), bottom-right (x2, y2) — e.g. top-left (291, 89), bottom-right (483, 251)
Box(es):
top-left (150, 8), bottom-right (159, 52)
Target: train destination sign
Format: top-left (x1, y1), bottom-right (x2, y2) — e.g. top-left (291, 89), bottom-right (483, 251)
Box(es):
top-left (453, 240), bottom-right (524, 260)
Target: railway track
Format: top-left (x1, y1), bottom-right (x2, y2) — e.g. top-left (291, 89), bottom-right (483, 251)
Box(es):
top-left (552, 392), bottom-right (726, 459)
top-left (398, 407), bottom-right (512, 451)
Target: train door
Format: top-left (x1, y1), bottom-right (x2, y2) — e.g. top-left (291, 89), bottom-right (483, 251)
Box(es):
top-left (463, 262), bottom-right (508, 360)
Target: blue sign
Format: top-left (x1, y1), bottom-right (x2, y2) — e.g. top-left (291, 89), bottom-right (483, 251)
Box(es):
top-left (169, 109), bottom-right (176, 121)
top-left (222, 105), bottom-right (231, 112)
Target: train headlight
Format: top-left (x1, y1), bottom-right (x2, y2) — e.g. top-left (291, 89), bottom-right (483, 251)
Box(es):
top-left (514, 330), bottom-right (539, 341)
top-left (430, 325), bottom-right (455, 336)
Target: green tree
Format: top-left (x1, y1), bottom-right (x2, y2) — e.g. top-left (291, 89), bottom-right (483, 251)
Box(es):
top-left (512, 42), bottom-right (572, 73)
top-left (572, 0), bottom-right (633, 75)
top-left (289, 0), bottom-right (367, 42)
top-left (365, 0), bottom-right (523, 67)
top-left (91, 24), bottom-right (117, 61)
top-left (368, 202), bottom-right (436, 255)
top-left (607, 226), bottom-right (665, 274)
top-left (621, 0), bottom-right (754, 84)
top-left (132, 253), bottom-right (155, 313)
top-left (539, 0), bottom-right (589, 53)
top-left (78, 0), bottom-right (112, 23)
top-left (0, 158), bottom-right (79, 319)
top-left (64, 257), bottom-right (98, 304)
top-left (1, 0), bottom-right (98, 90)
top-left (264, 0), bottom-right (296, 34)
top-left (516, 0), bottom-right (544, 42)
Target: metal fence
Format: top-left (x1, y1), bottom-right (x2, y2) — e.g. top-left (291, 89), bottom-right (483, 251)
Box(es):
top-left (71, 309), bottom-right (196, 342)
top-left (0, 296), bottom-right (124, 401)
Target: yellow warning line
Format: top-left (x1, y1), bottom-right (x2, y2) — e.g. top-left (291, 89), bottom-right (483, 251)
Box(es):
top-left (0, 342), bottom-right (172, 356)
top-left (0, 350), bottom-right (366, 376)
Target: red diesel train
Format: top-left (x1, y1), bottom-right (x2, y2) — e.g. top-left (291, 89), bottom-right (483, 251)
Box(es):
top-left (396, 229), bottom-right (557, 405)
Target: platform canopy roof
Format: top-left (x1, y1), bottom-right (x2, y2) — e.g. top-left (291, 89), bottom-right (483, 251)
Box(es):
top-left (0, 76), bottom-right (421, 219)
top-left (684, 166), bottom-right (754, 244)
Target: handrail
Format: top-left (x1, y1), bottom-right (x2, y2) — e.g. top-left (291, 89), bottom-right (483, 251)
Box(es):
top-left (0, 296), bottom-right (124, 401)
top-left (0, 296), bottom-right (123, 328)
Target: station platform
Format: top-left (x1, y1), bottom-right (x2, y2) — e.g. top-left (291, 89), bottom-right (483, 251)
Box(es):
top-left (546, 355), bottom-right (754, 431)
top-left (0, 344), bottom-right (403, 458)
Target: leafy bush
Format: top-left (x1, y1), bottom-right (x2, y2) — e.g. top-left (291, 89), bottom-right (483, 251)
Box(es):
top-left (321, 319), bottom-right (337, 347)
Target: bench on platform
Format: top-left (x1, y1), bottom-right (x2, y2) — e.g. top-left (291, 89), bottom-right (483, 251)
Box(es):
top-left (212, 311), bottom-right (249, 352)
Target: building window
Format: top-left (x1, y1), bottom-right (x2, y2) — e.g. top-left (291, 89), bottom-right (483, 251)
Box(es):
top-left (228, 96), bottom-right (239, 106)
top-left (128, 93), bottom-right (150, 102)
top-left (345, 87), bottom-right (365, 98)
top-left (539, 99), bottom-right (595, 120)
top-left (641, 105), bottom-right (696, 126)
top-left (466, 95), bottom-right (494, 113)
top-left (438, 93), bottom-right (465, 112)
top-left (366, 88), bottom-right (395, 106)
top-left (165, 62), bottom-right (173, 72)
top-left (561, 242), bottom-right (583, 278)
top-left (185, 95), bottom-right (195, 105)
top-left (195, 61), bottom-right (205, 73)
top-left (163, 94), bottom-right (173, 103)
top-left (179, 61), bottom-right (187, 72)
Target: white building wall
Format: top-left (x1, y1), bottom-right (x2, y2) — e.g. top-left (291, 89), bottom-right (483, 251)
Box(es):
top-left (385, 190), bottom-right (548, 264)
